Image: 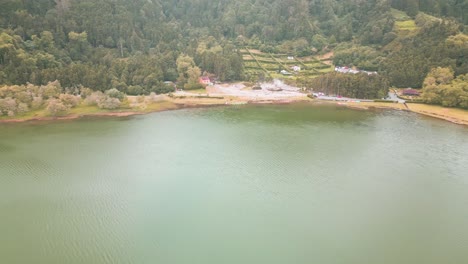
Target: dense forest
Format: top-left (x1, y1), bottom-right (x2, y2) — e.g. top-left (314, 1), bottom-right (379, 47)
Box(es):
top-left (309, 72), bottom-right (390, 99)
top-left (0, 0), bottom-right (467, 108)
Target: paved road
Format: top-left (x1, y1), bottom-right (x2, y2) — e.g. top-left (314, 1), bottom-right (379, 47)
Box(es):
top-left (388, 90), bottom-right (406, 103)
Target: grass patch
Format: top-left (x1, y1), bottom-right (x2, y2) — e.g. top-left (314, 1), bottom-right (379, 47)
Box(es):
top-left (395, 20), bottom-right (417, 31)
top-left (0, 108), bottom-right (48, 121)
top-left (69, 105), bottom-right (106, 115)
top-left (185, 88), bottom-right (207, 94)
top-left (391, 8), bottom-right (412, 21)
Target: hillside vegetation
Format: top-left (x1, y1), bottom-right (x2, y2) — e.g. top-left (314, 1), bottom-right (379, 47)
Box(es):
top-left (0, 0), bottom-right (467, 112)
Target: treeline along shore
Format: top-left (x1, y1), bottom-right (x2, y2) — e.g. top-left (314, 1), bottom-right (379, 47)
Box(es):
top-left (1, 80), bottom-right (467, 126)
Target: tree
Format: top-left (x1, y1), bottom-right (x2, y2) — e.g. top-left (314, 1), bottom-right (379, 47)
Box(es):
top-left (68, 31), bottom-right (89, 60)
top-left (0, 97), bottom-right (17, 116)
top-left (423, 67), bottom-right (454, 87)
top-left (105, 88), bottom-right (126, 100)
top-left (59, 94), bottom-right (80, 108)
top-left (186, 66), bottom-right (201, 85)
top-left (46, 99), bottom-right (70, 116)
top-left (176, 54), bottom-right (196, 86)
top-left (40, 80), bottom-right (62, 99)
top-left (421, 68), bottom-right (468, 109)
top-left (97, 96), bottom-right (121, 109)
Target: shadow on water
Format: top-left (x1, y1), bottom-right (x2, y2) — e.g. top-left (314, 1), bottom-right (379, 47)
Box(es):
top-left (0, 142), bottom-right (15, 153)
top-left (0, 115), bottom-right (135, 140)
top-left (188, 103), bottom-right (376, 126)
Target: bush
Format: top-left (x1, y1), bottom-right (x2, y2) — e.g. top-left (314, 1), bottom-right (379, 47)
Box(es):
top-left (0, 97), bottom-right (17, 116)
top-left (59, 94), bottom-right (80, 108)
top-left (127, 85), bottom-right (147, 95)
top-left (46, 99), bottom-right (70, 116)
top-left (97, 96), bottom-right (121, 109)
top-left (31, 96), bottom-right (44, 109)
top-left (15, 91), bottom-right (33, 105)
top-left (405, 99), bottom-right (425, 104)
top-left (84, 91), bottom-right (105, 106)
top-left (184, 83), bottom-right (205, 90)
top-left (150, 84), bottom-right (174, 94)
top-left (105, 88), bottom-right (126, 100)
top-left (17, 103), bottom-right (29, 113)
top-left (80, 87), bottom-right (93, 98)
top-left (40, 80), bottom-right (62, 99)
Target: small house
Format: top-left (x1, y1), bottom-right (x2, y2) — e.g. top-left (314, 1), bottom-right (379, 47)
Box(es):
top-left (199, 76), bottom-right (211, 85)
top-left (291, 65), bottom-right (301, 72)
top-left (280, 70), bottom-right (292, 75)
top-left (402, 88), bottom-right (420, 96)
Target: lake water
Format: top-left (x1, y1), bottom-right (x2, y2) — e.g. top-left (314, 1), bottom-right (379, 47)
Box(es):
top-left (1, 104), bottom-right (467, 264)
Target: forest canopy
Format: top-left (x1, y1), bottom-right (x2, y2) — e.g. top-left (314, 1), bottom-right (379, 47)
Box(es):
top-left (0, 0), bottom-right (467, 98)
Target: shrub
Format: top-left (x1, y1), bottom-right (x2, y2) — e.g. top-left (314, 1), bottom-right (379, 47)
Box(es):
top-left (150, 84), bottom-right (174, 94)
top-left (84, 91), bottom-right (105, 106)
top-left (184, 83), bottom-right (205, 90)
top-left (105, 88), bottom-right (126, 100)
top-left (15, 91), bottom-right (33, 105)
top-left (127, 85), bottom-right (146, 95)
top-left (59, 94), bottom-right (80, 108)
top-left (0, 97), bottom-right (17, 116)
top-left (17, 103), bottom-right (29, 113)
top-left (97, 96), bottom-right (121, 109)
top-left (46, 99), bottom-right (70, 116)
top-left (31, 96), bottom-right (44, 109)
top-left (40, 80), bottom-right (62, 99)
top-left (80, 87), bottom-right (93, 98)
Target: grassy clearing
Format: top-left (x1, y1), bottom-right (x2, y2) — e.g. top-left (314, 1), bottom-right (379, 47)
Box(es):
top-left (0, 109), bottom-right (47, 121)
top-left (395, 20), bottom-right (417, 31)
top-left (143, 101), bottom-right (179, 112)
top-left (391, 8), bottom-right (412, 21)
top-left (391, 8), bottom-right (418, 34)
top-left (69, 105), bottom-right (107, 115)
top-left (185, 88), bottom-right (208, 94)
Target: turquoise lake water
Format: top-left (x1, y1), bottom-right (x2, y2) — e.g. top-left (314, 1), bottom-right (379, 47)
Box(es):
top-left (1, 104), bottom-right (467, 264)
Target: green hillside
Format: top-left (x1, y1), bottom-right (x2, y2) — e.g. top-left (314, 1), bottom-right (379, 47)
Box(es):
top-left (0, 0), bottom-right (466, 99)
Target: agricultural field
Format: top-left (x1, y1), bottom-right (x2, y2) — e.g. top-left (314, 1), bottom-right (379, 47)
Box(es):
top-left (391, 8), bottom-right (418, 34)
top-left (239, 48), bottom-right (333, 81)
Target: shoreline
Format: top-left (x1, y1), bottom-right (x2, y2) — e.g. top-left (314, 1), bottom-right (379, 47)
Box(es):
top-left (337, 101), bottom-right (468, 126)
top-left (1, 96), bottom-right (467, 126)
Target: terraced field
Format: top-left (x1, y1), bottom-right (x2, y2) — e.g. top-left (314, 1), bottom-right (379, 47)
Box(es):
top-left (390, 8), bottom-right (439, 35)
top-left (240, 48), bottom-right (333, 80)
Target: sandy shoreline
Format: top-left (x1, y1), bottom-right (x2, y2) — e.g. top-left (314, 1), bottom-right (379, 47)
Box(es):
top-left (2, 99), bottom-right (467, 126)
top-left (1, 84), bottom-right (467, 126)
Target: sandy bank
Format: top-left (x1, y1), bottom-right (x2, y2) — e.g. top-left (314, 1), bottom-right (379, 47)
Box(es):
top-left (1, 85), bottom-right (466, 126)
top-left (339, 101), bottom-right (468, 126)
